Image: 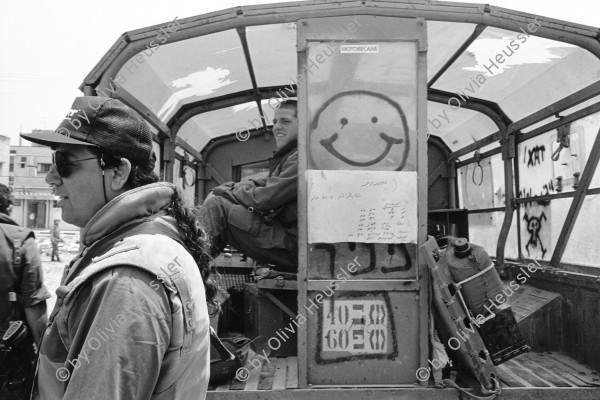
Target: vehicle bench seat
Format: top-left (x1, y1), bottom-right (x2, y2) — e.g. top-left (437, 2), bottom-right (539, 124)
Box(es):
top-left (506, 284), bottom-right (562, 352)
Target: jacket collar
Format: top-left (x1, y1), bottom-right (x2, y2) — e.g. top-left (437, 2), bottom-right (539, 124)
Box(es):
top-left (0, 213), bottom-right (18, 226)
top-left (273, 138), bottom-right (297, 159)
top-left (81, 182), bottom-right (176, 247)
top-left (269, 139), bottom-right (297, 175)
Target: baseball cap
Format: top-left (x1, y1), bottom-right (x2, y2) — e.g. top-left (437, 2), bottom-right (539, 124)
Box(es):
top-left (20, 97), bottom-right (154, 168)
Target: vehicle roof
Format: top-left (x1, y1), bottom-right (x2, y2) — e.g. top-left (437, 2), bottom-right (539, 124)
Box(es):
top-left (80, 0), bottom-right (600, 161)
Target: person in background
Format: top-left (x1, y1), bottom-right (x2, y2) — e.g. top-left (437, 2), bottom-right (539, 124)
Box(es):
top-left (50, 219), bottom-right (63, 262)
top-left (0, 183), bottom-right (49, 399)
top-left (198, 100), bottom-right (298, 271)
top-left (21, 96), bottom-right (216, 400)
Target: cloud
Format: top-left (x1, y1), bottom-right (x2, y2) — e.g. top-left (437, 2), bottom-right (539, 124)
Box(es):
top-left (463, 36), bottom-right (576, 76)
top-left (231, 102), bottom-right (257, 113)
top-left (157, 67), bottom-right (237, 120)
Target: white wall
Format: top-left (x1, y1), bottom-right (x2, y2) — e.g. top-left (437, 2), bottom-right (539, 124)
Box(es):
top-left (0, 135), bottom-right (10, 185)
top-left (458, 111), bottom-right (600, 267)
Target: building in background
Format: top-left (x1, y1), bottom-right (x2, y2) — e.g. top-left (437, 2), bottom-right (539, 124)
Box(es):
top-left (0, 135), bottom-right (10, 186)
top-left (10, 130), bottom-right (77, 230)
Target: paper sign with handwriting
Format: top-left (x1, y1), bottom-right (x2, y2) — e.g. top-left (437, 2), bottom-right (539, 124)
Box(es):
top-left (307, 170), bottom-right (417, 243)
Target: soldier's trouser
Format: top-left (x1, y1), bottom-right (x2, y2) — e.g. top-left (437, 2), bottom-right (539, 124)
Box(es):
top-left (51, 242), bottom-right (60, 261)
top-left (199, 194), bottom-right (297, 270)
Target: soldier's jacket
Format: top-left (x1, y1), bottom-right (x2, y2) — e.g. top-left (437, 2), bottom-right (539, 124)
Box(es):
top-left (35, 183), bottom-right (210, 400)
top-left (214, 138), bottom-right (298, 231)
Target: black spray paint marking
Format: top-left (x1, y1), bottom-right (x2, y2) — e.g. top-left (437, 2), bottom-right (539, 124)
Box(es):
top-left (523, 211), bottom-right (547, 258)
top-left (315, 243), bottom-right (412, 277)
top-left (525, 145), bottom-right (546, 167)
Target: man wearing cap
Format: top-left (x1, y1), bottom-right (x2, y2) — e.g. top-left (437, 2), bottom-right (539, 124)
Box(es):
top-left (21, 97), bottom-right (216, 400)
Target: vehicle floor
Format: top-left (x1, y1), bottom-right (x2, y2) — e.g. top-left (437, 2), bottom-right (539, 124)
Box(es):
top-left (207, 351), bottom-right (599, 395)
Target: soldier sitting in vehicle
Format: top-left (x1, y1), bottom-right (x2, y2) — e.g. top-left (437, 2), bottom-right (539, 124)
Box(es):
top-left (198, 100), bottom-right (298, 271)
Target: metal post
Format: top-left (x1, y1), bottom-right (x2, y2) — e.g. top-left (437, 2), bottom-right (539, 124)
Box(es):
top-left (496, 133), bottom-right (516, 267)
top-left (513, 139), bottom-right (523, 261)
top-left (162, 138), bottom-right (175, 183)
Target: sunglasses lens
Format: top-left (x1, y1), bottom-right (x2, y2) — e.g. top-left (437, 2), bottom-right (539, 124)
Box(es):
top-left (53, 152), bottom-right (66, 177)
top-left (52, 152), bottom-right (100, 178)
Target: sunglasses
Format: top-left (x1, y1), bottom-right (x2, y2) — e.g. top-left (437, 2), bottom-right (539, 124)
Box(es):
top-left (52, 151), bottom-right (101, 178)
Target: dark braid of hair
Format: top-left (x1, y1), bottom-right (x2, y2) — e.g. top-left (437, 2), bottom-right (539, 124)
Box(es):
top-left (0, 183), bottom-right (12, 215)
top-left (169, 189), bottom-right (218, 308)
top-left (103, 154), bottom-right (218, 308)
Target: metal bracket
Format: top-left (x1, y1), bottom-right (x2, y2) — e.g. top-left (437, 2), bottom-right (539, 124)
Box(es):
top-left (445, 160), bottom-right (457, 179)
top-left (552, 121), bottom-right (571, 161)
top-left (501, 133), bottom-right (516, 160)
top-left (162, 139), bottom-right (176, 162)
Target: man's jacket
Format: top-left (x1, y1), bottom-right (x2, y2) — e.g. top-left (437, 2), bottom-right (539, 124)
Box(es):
top-left (35, 183), bottom-right (210, 400)
top-left (215, 139), bottom-right (298, 229)
top-left (50, 224), bottom-right (61, 244)
top-left (0, 213), bottom-right (48, 331)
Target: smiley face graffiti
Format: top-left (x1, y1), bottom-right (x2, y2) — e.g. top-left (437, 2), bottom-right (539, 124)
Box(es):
top-left (309, 90), bottom-right (410, 170)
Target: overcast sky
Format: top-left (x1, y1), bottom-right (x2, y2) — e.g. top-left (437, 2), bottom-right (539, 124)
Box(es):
top-left (0, 0), bottom-right (598, 145)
